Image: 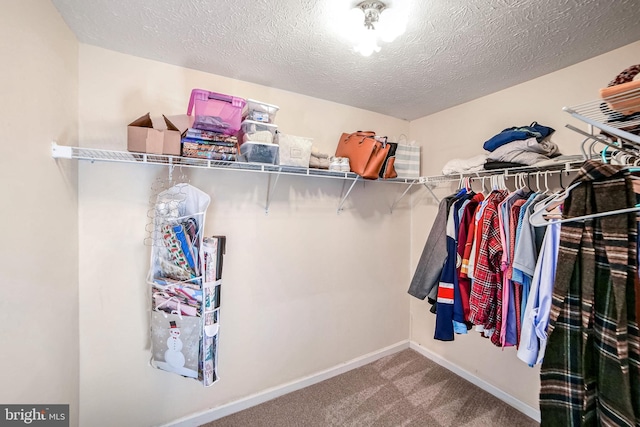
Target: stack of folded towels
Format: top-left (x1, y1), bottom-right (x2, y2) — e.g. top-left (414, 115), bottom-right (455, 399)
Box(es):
top-left (441, 121), bottom-right (561, 175)
top-left (309, 146), bottom-right (331, 169)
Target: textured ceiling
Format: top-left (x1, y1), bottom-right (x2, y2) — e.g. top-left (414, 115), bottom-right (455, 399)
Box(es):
top-left (52, 0), bottom-right (640, 121)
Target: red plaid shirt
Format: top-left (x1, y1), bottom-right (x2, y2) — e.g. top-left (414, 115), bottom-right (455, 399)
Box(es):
top-left (468, 190), bottom-right (507, 329)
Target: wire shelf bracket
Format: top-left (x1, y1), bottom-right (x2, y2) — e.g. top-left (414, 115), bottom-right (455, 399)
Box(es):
top-left (389, 180), bottom-right (416, 213)
top-left (265, 171), bottom-right (281, 214)
top-left (337, 176), bottom-right (360, 214)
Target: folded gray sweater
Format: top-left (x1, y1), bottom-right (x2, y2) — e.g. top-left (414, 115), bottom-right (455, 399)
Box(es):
top-left (487, 137), bottom-right (559, 166)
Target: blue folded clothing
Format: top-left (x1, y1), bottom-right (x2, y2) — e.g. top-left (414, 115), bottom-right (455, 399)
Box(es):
top-left (483, 121), bottom-right (555, 152)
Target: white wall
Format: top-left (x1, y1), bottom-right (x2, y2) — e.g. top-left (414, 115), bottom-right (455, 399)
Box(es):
top-left (0, 0), bottom-right (79, 425)
top-left (408, 40), bottom-right (640, 409)
top-left (77, 45), bottom-right (411, 426)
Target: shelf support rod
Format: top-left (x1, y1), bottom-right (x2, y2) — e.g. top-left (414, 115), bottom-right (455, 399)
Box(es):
top-left (389, 180), bottom-right (416, 213)
top-left (168, 157), bottom-right (175, 184)
top-left (422, 183), bottom-right (440, 203)
top-left (337, 177), bottom-right (360, 214)
top-left (265, 169), bottom-right (282, 214)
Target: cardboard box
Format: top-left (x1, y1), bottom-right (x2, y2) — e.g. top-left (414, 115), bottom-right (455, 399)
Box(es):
top-left (127, 113), bottom-right (190, 155)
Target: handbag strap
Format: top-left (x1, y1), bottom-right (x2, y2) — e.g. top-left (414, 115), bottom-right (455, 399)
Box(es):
top-left (608, 64), bottom-right (640, 87)
top-left (344, 131), bottom-right (377, 145)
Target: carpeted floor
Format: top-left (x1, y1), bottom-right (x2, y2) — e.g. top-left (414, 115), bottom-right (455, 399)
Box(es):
top-left (203, 349), bottom-right (539, 427)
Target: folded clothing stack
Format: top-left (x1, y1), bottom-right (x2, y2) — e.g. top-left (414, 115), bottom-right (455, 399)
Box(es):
top-left (441, 121), bottom-right (560, 174)
top-left (483, 121), bottom-right (559, 169)
top-left (486, 137), bottom-right (559, 166)
top-left (482, 122), bottom-right (554, 151)
top-left (442, 154), bottom-right (488, 175)
top-left (309, 146), bottom-right (331, 169)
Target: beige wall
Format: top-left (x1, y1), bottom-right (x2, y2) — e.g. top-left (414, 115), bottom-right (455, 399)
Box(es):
top-left (0, 0), bottom-right (79, 425)
top-left (77, 45), bottom-right (411, 426)
top-left (408, 40), bottom-right (640, 409)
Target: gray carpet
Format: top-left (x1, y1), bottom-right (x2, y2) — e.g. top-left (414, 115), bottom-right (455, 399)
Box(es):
top-left (203, 349), bottom-right (539, 427)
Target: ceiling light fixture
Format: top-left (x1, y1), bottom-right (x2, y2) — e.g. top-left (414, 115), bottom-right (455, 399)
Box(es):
top-left (348, 0), bottom-right (407, 57)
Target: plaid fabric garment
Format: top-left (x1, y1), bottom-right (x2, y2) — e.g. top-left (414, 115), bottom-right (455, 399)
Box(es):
top-left (540, 160), bottom-right (640, 426)
top-left (469, 190), bottom-right (508, 330)
top-left (457, 194), bottom-right (484, 324)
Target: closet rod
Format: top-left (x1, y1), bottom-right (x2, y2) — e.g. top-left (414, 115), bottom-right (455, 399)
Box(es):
top-left (419, 162), bottom-right (583, 186)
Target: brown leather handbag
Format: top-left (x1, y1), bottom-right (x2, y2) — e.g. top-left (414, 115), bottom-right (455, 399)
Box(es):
top-left (335, 131), bottom-right (391, 179)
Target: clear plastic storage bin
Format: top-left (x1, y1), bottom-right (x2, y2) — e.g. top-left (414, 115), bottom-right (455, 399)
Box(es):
top-left (244, 99), bottom-right (279, 123)
top-left (239, 142), bottom-right (279, 164)
top-left (239, 119), bottom-right (278, 144)
top-left (187, 89), bottom-right (246, 135)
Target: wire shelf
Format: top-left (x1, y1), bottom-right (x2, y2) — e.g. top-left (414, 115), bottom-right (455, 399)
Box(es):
top-left (52, 143), bottom-right (423, 214)
top-left (420, 158), bottom-right (585, 185)
top-left (53, 143), bottom-right (590, 214)
top-left (52, 143), bottom-right (424, 191)
top-left (53, 144), bottom-right (587, 185)
top-left (52, 143), bottom-right (421, 184)
top-left (563, 90), bottom-right (640, 146)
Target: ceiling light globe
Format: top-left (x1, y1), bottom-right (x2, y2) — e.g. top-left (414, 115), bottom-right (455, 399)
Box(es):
top-left (343, 7), bottom-right (368, 42)
top-left (377, 8), bottom-right (407, 43)
top-left (354, 30), bottom-right (381, 56)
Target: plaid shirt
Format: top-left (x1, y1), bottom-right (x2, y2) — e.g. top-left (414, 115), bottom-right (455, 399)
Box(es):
top-left (468, 190), bottom-right (507, 330)
top-left (457, 193), bottom-right (484, 324)
top-left (540, 160), bottom-right (640, 426)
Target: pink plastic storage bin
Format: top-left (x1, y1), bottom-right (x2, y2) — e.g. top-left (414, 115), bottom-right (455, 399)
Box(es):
top-left (187, 89), bottom-right (246, 135)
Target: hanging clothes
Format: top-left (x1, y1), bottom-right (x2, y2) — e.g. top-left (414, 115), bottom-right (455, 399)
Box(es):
top-left (496, 189), bottom-right (529, 347)
top-left (435, 191), bottom-right (474, 340)
top-left (468, 189), bottom-right (508, 336)
top-left (456, 193), bottom-right (485, 331)
top-left (512, 192), bottom-right (547, 327)
top-left (540, 160), bottom-right (640, 426)
top-left (517, 221), bottom-right (560, 366)
top-left (501, 197), bottom-right (528, 347)
top-left (408, 195), bottom-right (457, 304)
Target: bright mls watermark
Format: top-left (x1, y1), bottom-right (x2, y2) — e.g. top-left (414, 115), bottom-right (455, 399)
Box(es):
top-left (1, 405), bottom-right (68, 426)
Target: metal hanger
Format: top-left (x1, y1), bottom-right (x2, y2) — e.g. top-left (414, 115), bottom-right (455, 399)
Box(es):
top-left (529, 181), bottom-right (581, 227)
top-left (543, 171), bottom-right (550, 194)
top-left (530, 203), bottom-right (640, 226)
top-left (530, 176), bottom-right (640, 227)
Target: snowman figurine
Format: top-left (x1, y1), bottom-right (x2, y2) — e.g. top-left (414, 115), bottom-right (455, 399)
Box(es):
top-left (165, 320), bottom-right (186, 369)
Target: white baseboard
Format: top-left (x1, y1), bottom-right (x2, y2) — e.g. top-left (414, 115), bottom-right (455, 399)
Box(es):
top-left (408, 341), bottom-right (541, 422)
top-left (163, 340), bottom-right (410, 427)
